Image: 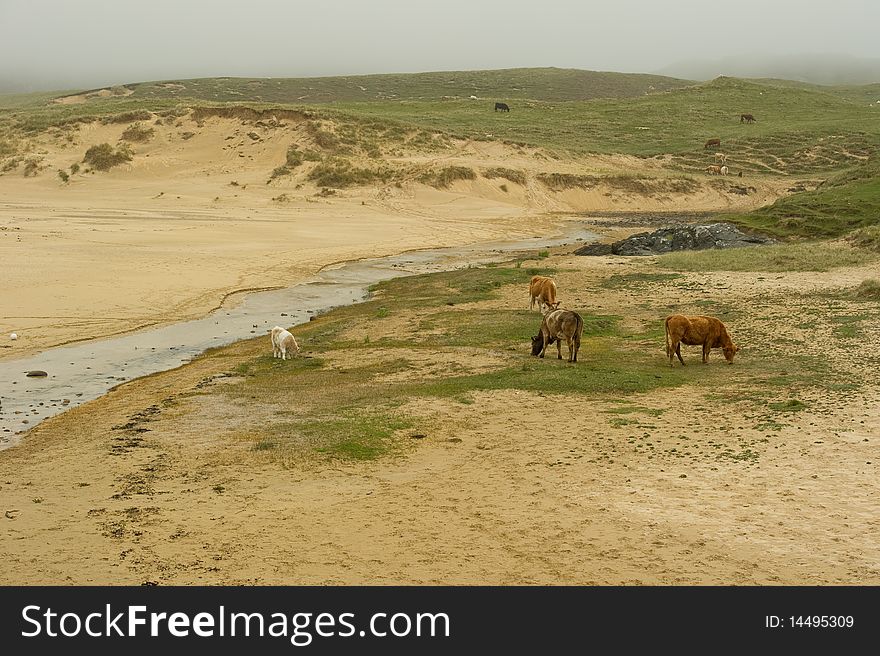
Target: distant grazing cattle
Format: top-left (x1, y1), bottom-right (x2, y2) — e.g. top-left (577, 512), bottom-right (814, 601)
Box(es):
top-left (706, 164), bottom-right (722, 175)
top-left (494, 102), bottom-right (510, 112)
top-left (270, 325), bottom-right (299, 360)
top-left (720, 165), bottom-right (729, 176)
top-left (714, 152), bottom-right (727, 164)
top-left (664, 314), bottom-right (738, 367)
top-left (529, 275), bottom-right (560, 312)
top-left (704, 138), bottom-right (721, 149)
top-left (740, 113), bottom-right (756, 123)
top-left (531, 309), bottom-right (583, 363)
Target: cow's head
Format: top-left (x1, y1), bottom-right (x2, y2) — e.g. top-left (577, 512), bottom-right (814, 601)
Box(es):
top-left (723, 343), bottom-right (739, 364)
top-left (544, 301), bottom-right (561, 312)
top-left (530, 334), bottom-right (544, 356)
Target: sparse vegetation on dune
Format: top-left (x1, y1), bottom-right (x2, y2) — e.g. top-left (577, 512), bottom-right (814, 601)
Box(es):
top-left (418, 165), bottom-right (476, 188)
top-left (119, 123), bottom-right (154, 142)
top-left (306, 157), bottom-right (393, 188)
top-left (482, 167), bottom-right (527, 185)
top-left (82, 142), bottom-right (133, 171)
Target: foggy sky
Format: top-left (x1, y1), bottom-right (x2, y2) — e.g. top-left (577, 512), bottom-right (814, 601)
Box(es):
top-left (2, 0), bottom-right (879, 92)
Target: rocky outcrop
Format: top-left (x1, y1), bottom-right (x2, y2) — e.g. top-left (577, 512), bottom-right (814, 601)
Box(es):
top-left (575, 222), bottom-right (774, 256)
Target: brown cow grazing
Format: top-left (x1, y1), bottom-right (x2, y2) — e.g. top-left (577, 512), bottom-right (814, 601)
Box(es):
top-left (706, 164), bottom-right (722, 175)
top-left (704, 138), bottom-right (721, 149)
top-left (740, 113), bottom-right (756, 123)
top-left (529, 275), bottom-right (560, 312)
top-left (531, 309), bottom-right (583, 363)
top-left (664, 314), bottom-right (738, 367)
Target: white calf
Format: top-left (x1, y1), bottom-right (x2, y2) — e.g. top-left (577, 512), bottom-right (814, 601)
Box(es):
top-left (270, 325), bottom-right (299, 360)
top-left (720, 165), bottom-right (729, 176)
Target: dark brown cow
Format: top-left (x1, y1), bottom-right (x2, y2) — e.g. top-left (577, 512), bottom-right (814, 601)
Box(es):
top-left (740, 113), bottom-right (756, 123)
top-left (529, 275), bottom-right (560, 312)
top-left (531, 309), bottom-right (583, 363)
top-left (665, 314), bottom-right (738, 366)
top-left (704, 138), bottom-right (721, 149)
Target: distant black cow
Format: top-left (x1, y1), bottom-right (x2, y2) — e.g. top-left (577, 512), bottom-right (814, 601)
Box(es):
top-left (494, 102), bottom-right (510, 112)
top-left (740, 113), bottom-right (756, 123)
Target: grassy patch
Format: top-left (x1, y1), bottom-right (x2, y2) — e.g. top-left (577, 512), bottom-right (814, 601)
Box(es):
top-left (483, 167), bottom-right (527, 185)
top-left (418, 165), bottom-right (476, 188)
top-left (729, 160), bottom-right (880, 238)
top-left (848, 226), bottom-right (880, 252)
top-left (119, 123), bottom-right (154, 142)
top-left (83, 142), bottom-right (133, 171)
top-left (768, 399), bottom-right (808, 412)
top-left (657, 242), bottom-right (875, 272)
top-left (854, 279), bottom-right (880, 300)
top-left (306, 157), bottom-right (392, 188)
top-left (310, 412), bottom-right (413, 460)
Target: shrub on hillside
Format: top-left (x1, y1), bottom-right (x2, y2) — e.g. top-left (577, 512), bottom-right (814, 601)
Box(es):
top-left (307, 158), bottom-right (391, 188)
top-left (83, 143), bottom-right (133, 171)
top-left (483, 167), bottom-right (527, 186)
top-left (120, 123), bottom-right (154, 143)
top-left (419, 166), bottom-right (476, 188)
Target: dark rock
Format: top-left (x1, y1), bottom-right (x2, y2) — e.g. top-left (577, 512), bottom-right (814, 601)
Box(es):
top-left (575, 222), bottom-right (773, 257)
top-left (25, 370), bottom-right (48, 377)
top-left (572, 242), bottom-right (612, 256)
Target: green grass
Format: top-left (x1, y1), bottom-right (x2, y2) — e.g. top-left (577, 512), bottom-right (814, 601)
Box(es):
top-left (310, 412), bottom-right (413, 460)
top-left (848, 225), bottom-right (880, 252)
top-left (768, 399), bottom-right (808, 412)
top-left (854, 279), bottom-right (880, 300)
top-left (728, 160), bottom-right (880, 238)
top-left (657, 242), bottom-right (875, 272)
top-left (29, 68), bottom-right (690, 107)
top-left (332, 77), bottom-right (880, 162)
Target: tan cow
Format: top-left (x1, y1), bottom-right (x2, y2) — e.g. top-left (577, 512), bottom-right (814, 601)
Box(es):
top-left (531, 309), bottom-right (583, 363)
top-left (664, 314), bottom-right (738, 367)
top-left (529, 275), bottom-right (560, 312)
top-left (706, 165), bottom-right (722, 175)
top-left (714, 152), bottom-right (728, 164)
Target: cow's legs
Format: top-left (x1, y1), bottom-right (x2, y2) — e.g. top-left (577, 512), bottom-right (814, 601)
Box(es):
top-left (702, 342), bottom-right (710, 363)
top-left (556, 339), bottom-right (563, 360)
top-left (539, 333), bottom-right (548, 358)
top-left (675, 342), bottom-right (685, 366)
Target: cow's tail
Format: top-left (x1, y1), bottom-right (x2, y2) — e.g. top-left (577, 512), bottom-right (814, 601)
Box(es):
top-left (664, 316), bottom-right (672, 359)
top-left (574, 312), bottom-right (584, 350)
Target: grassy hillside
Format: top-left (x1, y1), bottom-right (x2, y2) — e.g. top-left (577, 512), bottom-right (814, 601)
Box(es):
top-left (2, 69), bottom-right (879, 240)
top-left (333, 77), bottom-right (879, 171)
top-left (727, 159), bottom-right (880, 238)
top-left (83, 68), bottom-right (694, 104)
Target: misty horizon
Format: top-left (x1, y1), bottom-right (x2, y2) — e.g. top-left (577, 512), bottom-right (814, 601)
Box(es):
top-left (2, 0), bottom-right (880, 93)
